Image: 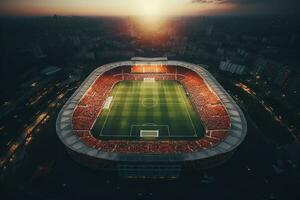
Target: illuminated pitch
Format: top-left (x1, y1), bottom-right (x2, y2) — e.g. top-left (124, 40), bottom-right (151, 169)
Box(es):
top-left (91, 80), bottom-right (205, 140)
top-left (57, 58), bottom-right (247, 178)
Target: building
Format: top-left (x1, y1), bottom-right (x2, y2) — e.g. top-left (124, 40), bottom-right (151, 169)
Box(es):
top-left (219, 60), bottom-right (246, 75)
top-left (56, 57), bottom-right (247, 178)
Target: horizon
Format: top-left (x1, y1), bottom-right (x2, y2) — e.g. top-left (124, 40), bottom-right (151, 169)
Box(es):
top-left (1, 0), bottom-right (299, 17)
top-left (1, 2), bottom-right (300, 199)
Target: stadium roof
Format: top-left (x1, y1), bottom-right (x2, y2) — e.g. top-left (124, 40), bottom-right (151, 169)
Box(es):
top-left (56, 58), bottom-right (247, 162)
top-left (131, 57), bottom-right (168, 61)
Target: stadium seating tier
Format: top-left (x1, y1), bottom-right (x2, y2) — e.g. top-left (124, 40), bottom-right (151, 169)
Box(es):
top-left (72, 65), bottom-right (231, 153)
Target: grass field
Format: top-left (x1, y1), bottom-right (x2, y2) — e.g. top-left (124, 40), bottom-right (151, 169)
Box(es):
top-left (91, 80), bottom-right (205, 140)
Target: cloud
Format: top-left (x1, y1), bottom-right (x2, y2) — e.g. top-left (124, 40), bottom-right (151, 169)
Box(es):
top-left (190, 0), bottom-right (300, 15)
top-left (191, 0), bottom-right (299, 5)
top-left (191, 0), bottom-right (226, 3)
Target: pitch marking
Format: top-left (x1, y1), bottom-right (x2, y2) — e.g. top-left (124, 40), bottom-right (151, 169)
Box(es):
top-left (99, 83), bottom-right (121, 136)
top-left (176, 84), bottom-right (197, 136)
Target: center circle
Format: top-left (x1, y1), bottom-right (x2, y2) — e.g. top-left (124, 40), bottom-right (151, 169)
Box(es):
top-left (142, 98), bottom-right (158, 108)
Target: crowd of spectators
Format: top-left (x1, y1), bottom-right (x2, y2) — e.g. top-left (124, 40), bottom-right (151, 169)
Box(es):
top-left (72, 74), bottom-right (122, 130)
top-left (178, 69), bottom-right (230, 131)
top-left (72, 65), bottom-right (231, 153)
top-left (131, 65), bottom-right (169, 73)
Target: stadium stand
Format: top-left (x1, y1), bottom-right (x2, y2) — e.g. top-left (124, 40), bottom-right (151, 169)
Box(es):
top-left (71, 65), bottom-right (232, 153)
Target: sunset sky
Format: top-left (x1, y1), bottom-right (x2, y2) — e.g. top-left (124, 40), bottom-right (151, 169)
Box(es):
top-left (0, 0), bottom-right (298, 16)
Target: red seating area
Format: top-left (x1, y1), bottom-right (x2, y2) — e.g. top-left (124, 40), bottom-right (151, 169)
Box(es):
top-left (123, 74), bottom-right (176, 81)
top-left (209, 130), bottom-right (228, 139)
top-left (201, 105), bottom-right (227, 117)
top-left (178, 69), bottom-right (230, 131)
top-left (204, 116), bottom-right (230, 130)
top-left (72, 65), bottom-right (231, 154)
top-left (72, 74), bottom-right (122, 131)
top-left (131, 65), bottom-right (172, 73)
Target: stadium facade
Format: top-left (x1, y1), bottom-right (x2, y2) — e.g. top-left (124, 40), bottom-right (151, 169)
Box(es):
top-left (56, 57), bottom-right (247, 178)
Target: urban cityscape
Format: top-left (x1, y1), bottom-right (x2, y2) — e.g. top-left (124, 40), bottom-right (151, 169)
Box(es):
top-left (0, 0), bottom-right (299, 199)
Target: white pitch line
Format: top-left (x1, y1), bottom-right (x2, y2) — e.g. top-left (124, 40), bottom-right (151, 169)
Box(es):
top-left (99, 84), bottom-right (121, 136)
top-left (131, 124), bottom-right (170, 137)
top-left (113, 102), bottom-right (184, 105)
top-left (167, 125), bottom-right (171, 136)
top-left (176, 84), bottom-right (197, 136)
top-left (117, 135), bottom-right (198, 138)
top-left (129, 124), bottom-right (133, 136)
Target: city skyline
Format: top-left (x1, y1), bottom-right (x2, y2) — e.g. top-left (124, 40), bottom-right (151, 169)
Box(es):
top-left (0, 0), bottom-right (299, 17)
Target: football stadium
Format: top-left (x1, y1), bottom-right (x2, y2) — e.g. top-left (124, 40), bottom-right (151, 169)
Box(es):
top-left (56, 57), bottom-right (247, 178)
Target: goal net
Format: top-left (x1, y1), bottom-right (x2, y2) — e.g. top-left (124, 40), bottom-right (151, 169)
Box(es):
top-left (140, 130), bottom-right (159, 138)
top-left (143, 78), bottom-right (155, 82)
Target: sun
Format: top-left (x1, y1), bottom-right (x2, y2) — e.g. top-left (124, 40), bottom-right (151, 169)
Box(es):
top-left (132, 0), bottom-right (169, 33)
top-left (137, 0), bottom-right (165, 17)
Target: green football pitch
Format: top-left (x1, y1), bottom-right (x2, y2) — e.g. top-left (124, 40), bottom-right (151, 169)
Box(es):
top-left (91, 80), bottom-right (205, 140)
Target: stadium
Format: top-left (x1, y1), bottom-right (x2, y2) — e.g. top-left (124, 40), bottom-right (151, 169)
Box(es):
top-left (56, 57), bottom-right (247, 178)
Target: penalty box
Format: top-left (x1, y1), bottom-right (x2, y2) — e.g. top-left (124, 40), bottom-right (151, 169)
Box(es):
top-left (130, 124), bottom-right (170, 138)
